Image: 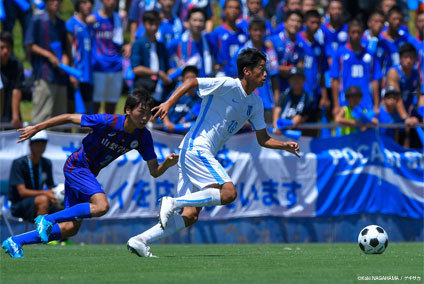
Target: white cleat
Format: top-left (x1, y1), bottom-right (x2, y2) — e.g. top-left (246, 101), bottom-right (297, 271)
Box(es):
top-left (158, 196), bottom-right (175, 229)
top-left (127, 237), bottom-right (157, 258)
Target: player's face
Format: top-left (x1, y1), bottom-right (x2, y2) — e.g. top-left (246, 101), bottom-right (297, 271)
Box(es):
top-left (79, 0), bottom-right (93, 17)
top-left (328, 2), bottom-right (342, 21)
top-left (305, 16), bottom-right (320, 34)
top-left (416, 14), bottom-right (424, 33)
top-left (287, 0), bottom-right (301, 11)
top-left (301, 0), bottom-right (315, 14)
top-left (248, 25), bottom-right (265, 43)
top-left (46, 0), bottom-right (62, 14)
top-left (285, 14), bottom-right (303, 35)
top-left (127, 103), bottom-right (152, 129)
top-left (381, 0), bottom-right (396, 15)
top-left (348, 25), bottom-right (362, 43)
top-left (368, 14), bottom-right (384, 35)
top-left (144, 20), bottom-right (160, 36)
top-left (224, 0), bottom-right (241, 22)
top-left (188, 12), bottom-right (206, 35)
top-left (102, 0), bottom-right (117, 11)
top-left (30, 141), bottom-right (47, 157)
top-left (247, 60), bottom-right (267, 87)
top-left (347, 95), bottom-right (362, 107)
top-left (247, 0), bottom-right (261, 14)
top-left (388, 12), bottom-right (402, 31)
top-left (400, 52), bottom-right (416, 71)
top-left (159, 0), bottom-right (174, 14)
top-left (0, 41), bottom-right (12, 65)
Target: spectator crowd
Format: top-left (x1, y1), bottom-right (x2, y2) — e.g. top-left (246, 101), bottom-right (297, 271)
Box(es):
top-left (0, 0), bottom-right (423, 148)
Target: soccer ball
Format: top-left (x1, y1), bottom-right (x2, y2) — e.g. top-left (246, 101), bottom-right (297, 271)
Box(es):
top-left (358, 225), bottom-right (389, 254)
top-left (52, 183), bottom-right (65, 209)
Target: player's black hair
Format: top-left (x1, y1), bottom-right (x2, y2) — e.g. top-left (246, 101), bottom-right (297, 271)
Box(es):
top-left (367, 9), bottom-right (385, 22)
top-left (187, 7), bottom-right (207, 21)
top-left (304, 9), bottom-right (321, 22)
top-left (124, 87), bottom-right (154, 112)
top-left (387, 5), bottom-right (403, 18)
top-left (398, 43), bottom-right (417, 57)
top-left (284, 9), bottom-right (303, 22)
top-left (237, 48), bottom-right (267, 79)
top-left (328, 0), bottom-right (343, 7)
top-left (348, 18), bottom-right (363, 31)
top-left (248, 15), bottom-right (266, 31)
top-left (223, 0), bottom-right (242, 9)
top-left (142, 10), bottom-right (161, 23)
top-left (182, 65), bottom-right (199, 77)
top-left (0, 31), bottom-right (14, 47)
top-left (74, 0), bottom-right (93, 13)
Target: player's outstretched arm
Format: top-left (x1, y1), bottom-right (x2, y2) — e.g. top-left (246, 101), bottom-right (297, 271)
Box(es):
top-left (17, 114), bottom-right (82, 143)
top-left (255, 128), bottom-right (300, 158)
top-left (152, 78), bottom-right (199, 121)
top-left (147, 153), bottom-right (179, 178)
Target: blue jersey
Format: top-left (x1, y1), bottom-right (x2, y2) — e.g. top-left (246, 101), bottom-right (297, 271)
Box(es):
top-left (321, 21), bottom-right (348, 57)
top-left (297, 31), bottom-right (328, 100)
top-left (208, 24), bottom-right (248, 76)
top-left (231, 41), bottom-right (280, 109)
top-left (167, 30), bottom-right (213, 77)
top-left (236, 17), bottom-right (274, 38)
top-left (379, 30), bottom-right (410, 67)
top-left (128, 0), bottom-right (158, 26)
top-left (378, 105), bottom-right (401, 139)
top-left (391, 65), bottom-right (420, 111)
top-left (268, 31), bottom-right (304, 93)
top-left (175, 0), bottom-right (213, 21)
top-left (157, 16), bottom-right (184, 46)
top-left (91, 11), bottom-right (123, 72)
top-left (64, 114), bottom-right (157, 176)
top-left (409, 35), bottom-right (423, 94)
top-left (361, 30), bottom-right (392, 75)
top-left (66, 16), bottom-right (93, 83)
top-left (330, 44), bottom-right (383, 109)
top-left (168, 92), bottom-right (202, 124)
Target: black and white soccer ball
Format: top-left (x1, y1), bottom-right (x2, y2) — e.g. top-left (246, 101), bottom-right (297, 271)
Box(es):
top-left (358, 225), bottom-right (389, 254)
top-left (52, 183), bottom-right (65, 209)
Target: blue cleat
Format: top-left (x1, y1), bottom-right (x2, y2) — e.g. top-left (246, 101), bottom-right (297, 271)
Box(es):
top-left (35, 215), bottom-right (53, 243)
top-left (2, 237), bottom-right (24, 258)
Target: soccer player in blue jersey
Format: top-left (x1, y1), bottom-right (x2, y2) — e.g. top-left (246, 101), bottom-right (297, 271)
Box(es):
top-left (128, 0), bottom-right (158, 43)
top-left (2, 88), bottom-right (179, 258)
top-left (66, 0), bottom-right (94, 113)
top-left (236, 0), bottom-right (274, 37)
top-left (156, 0), bottom-right (184, 46)
top-left (209, 0), bottom-right (247, 77)
top-left (330, 19), bottom-right (383, 117)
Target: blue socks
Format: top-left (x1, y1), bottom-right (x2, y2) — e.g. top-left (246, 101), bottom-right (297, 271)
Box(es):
top-left (12, 224), bottom-right (62, 246)
top-left (45, 203), bottom-right (92, 223)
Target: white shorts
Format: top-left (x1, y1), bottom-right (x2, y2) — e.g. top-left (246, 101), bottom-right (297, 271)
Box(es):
top-left (177, 148), bottom-right (232, 197)
top-left (93, 71), bottom-right (123, 103)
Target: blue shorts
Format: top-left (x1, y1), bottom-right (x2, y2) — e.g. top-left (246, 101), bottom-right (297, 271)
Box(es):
top-left (64, 167), bottom-right (104, 208)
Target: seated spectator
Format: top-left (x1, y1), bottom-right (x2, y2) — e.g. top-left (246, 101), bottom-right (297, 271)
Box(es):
top-left (272, 67), bottom-right (311, 134)
top-left (8, 131), bottom-right (57, 221)
top-left (1, 32), bottom-right (24, 128)
top-left (162, 66), bottom-right (201, 133)
top-left (130, 10), bottom-right (172, 106)
top-left (24, 0), bottom-right (69, 124)
top-left (378, 86), bottom-right (402, 139)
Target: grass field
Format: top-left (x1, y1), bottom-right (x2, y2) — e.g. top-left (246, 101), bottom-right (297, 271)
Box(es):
top-left (1, 243), bottom-right (423, 283)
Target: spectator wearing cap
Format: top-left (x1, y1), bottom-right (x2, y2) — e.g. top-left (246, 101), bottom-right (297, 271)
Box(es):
top-left (272, 67), bottom-right (311, 134)
top-left (378, 86), bottom-right (402, 140)
top-left (335, 85), bottom-right (375, 136)
top-left (1, 32), bottom-right (24, 129)
top-left (8, 130), bottom-right (57, 221)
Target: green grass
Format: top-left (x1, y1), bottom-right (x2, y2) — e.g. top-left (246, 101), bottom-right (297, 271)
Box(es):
top-left (1, 243), bottom-right (423, 284)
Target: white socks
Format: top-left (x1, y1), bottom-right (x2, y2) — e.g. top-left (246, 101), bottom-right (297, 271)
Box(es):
top-left (173, 188), bottom-right (221, 209)
top-left (136, 214), bottom-right (186, 244)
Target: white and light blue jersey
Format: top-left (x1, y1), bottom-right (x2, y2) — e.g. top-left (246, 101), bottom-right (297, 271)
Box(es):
top-left (180, 77), bottom-right (266, 155)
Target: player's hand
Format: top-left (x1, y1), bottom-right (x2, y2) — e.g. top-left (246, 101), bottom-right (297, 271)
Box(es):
top-left (44, 190), bottom-right (58, 202)
top-left (163, 153), bottom-right (179, 168)
top-left (11, 117), bottom-right (22, 129)
top-left (405, 116), bottom-right (419, 127)
top-left (17, 125), bottom-right (39, 143)
top-left (48, 54), bottom-right (60, 67)
top-left (283, 141), bottom-right (300, 158)
top-left (152, 102), bottom-right (171, 120)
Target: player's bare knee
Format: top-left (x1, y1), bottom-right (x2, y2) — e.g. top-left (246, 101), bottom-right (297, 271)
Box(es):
top-left (220, 184), bottom-right (237, 204)
top-left (35, 194), bottom-right (49, 206)
top-left (59, 222), bottom-right (80, 237)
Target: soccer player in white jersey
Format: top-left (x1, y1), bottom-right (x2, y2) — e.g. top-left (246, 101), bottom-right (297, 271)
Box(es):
top-left (127, 48), bottom-right (300, 257)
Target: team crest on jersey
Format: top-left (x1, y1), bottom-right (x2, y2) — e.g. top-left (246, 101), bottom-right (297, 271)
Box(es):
top-left (338, 31), bottom-right (347, 42)
top-left (343, 54), bottom-right (350, 61)
top-left (108, 132), bottom-right (116, 137)
top-left (363, 53), bottom-right (371, 63)
top-left (247, 105), bottom-right (253, 116)
top-left (238, 34), bottom-right (246, 43)
top-left (130, 140), bottom-right (139, 148)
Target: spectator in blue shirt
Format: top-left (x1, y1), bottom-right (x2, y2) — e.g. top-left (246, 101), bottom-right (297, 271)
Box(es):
top-left (130, 10), bottom-right (172, 105)
top-left (330, 19), bottom-right (382, 118)
top-left (162, 65), bottom-right (201, 132)
top-left (24, 0), bottom-right (70, 124)
top-left (156, 0), bottom-right (184, 46)
top-left (66, 0), bottom-right (95, 113)
top-left (273, 0), bottom-right (302, 34)
top-left (128, 0), bottom-right (158, 43)
top-left (378, 86), bottom-right (402, 139)
top-left (237, 0), bottom-right (274, 37)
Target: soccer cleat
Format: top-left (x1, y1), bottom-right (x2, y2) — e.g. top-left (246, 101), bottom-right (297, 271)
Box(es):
top-left (2, 237), bottom-right (24, 258)
top-left (158, 196), bottom-right (175, 229)
top-left (35, 215), bottom-right (53, 243)
top-left (127, 237), bottom-right (157, 258)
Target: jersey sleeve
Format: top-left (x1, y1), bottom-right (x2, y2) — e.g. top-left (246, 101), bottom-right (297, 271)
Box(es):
top-left (9, 159), bottom-right (25, 187)
top-left (80, 114), bottom-right (111, 130)
top-left (329, 49), bottom-right (341, 79)
top-left (196, 77), bottom-right (236, 98)
top-left (138, 129), bottom-right (157, 161)
top-left (248, 98), bottom-right (266, 131)
top-left (65, 18), bottom-right (74, 34)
